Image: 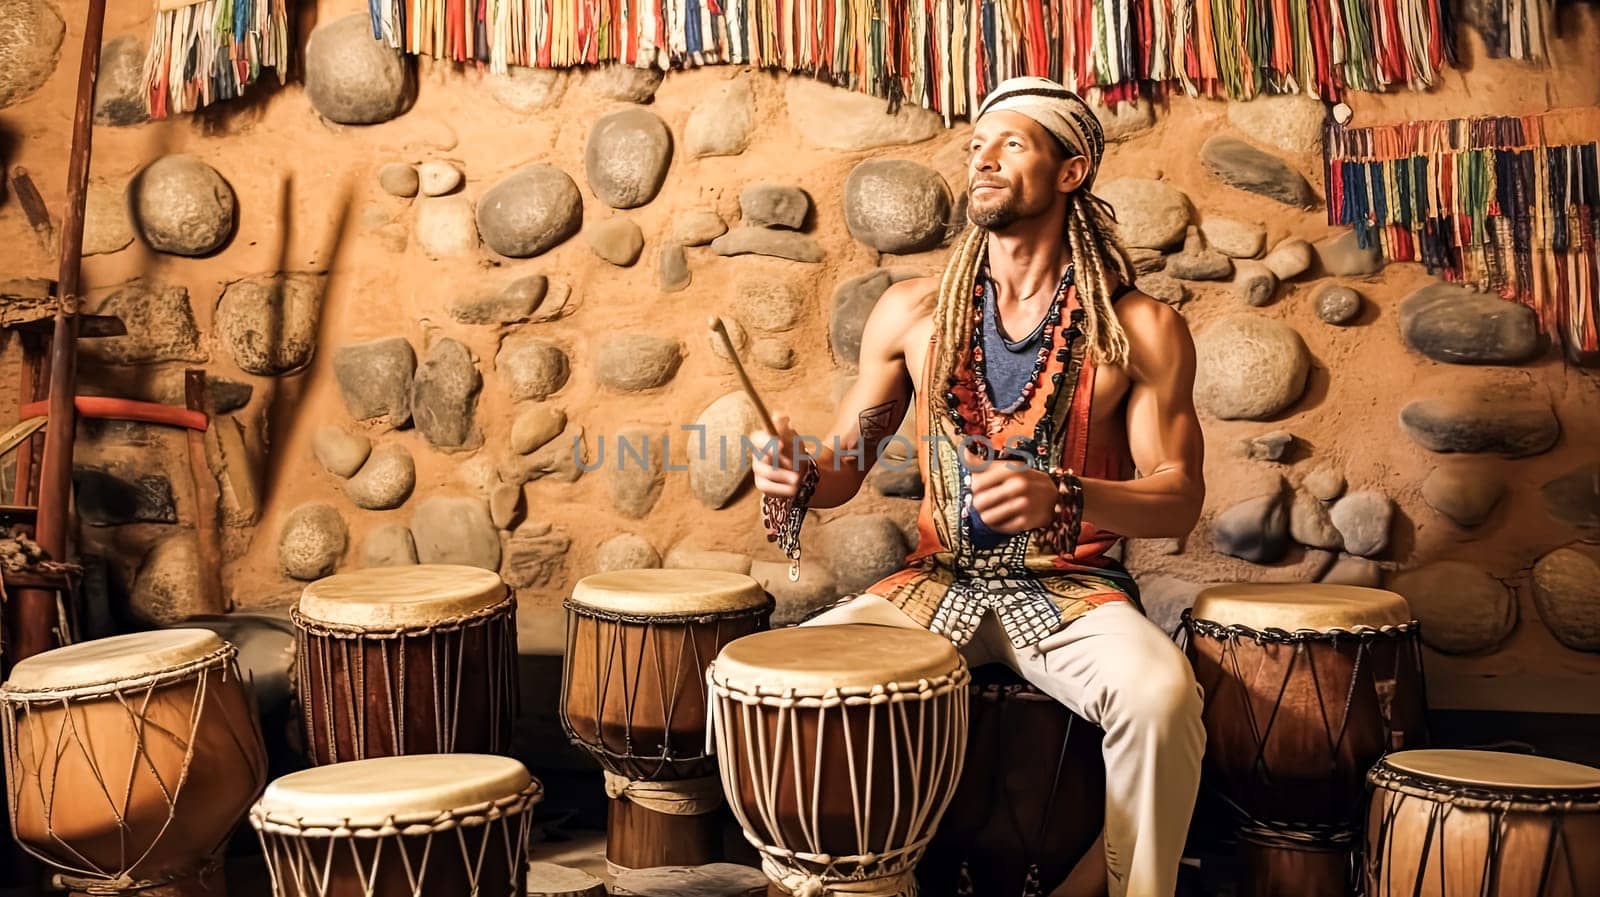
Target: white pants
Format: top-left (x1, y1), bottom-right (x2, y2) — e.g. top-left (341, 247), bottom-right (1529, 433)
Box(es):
top-left (803, 596), bottom-right (1205, 897)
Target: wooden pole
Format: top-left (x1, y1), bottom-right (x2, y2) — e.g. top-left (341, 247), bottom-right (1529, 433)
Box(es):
top-left (183, 371), bottom-right (225, 614)
top-left (22, 0), bottom-right (111, 661)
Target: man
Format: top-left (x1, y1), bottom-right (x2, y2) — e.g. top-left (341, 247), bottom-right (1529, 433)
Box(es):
top-left (752, 77), bottom-right (1207, 897)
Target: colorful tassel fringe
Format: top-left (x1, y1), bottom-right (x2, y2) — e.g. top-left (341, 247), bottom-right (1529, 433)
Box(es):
top-left (1326, 110), bottom-right (1600, 362)
top-left (368, 0), bottom-right (1456, 118)
top-left (142, 0), bottom-right (291, 118)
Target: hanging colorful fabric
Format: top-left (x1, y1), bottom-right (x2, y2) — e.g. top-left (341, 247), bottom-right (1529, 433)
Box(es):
top-left (142, 0), bottom-right (290, 117)
top-left (1324, 108), bottom-right (1600, 363)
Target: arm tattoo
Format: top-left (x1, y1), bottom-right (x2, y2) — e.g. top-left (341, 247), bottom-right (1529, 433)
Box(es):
top-left (856, 397), bottom-right (905, 469)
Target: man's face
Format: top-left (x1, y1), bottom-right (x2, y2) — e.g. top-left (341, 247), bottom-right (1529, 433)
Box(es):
top-left (966, 111), bottom-right (1088, 231)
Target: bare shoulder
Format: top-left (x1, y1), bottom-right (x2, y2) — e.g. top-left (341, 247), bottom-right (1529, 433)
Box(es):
top-left (876, 275), bottom-right (940, 320)
top-left (1111, 290), bottom-right (1196, 380)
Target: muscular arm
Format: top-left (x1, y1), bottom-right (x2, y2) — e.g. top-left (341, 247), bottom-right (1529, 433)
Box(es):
top-left (1077, 294), bottom-right (1206, 538)
top-left (752, 279), bottom-right (929, 509)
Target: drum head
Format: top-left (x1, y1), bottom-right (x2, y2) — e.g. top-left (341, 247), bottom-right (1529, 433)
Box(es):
top-left (298, 565), bottom-right (507, 628)
top-left (1382, 750), bottom-right (1600, 792)
top-left (1192, 583), bottom-right (1411, 632)
top-left (253, 754), bottom-right (532, 828)
top-left (1, 629), bottom-right (226, 695)
top-left (710, 624), bottom-right (959, 694)
top-left (569, 568), bottom-right (769, 616)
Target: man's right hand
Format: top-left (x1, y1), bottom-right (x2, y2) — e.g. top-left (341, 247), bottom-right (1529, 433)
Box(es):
top-left (752, 415), bottom-right (806, 499)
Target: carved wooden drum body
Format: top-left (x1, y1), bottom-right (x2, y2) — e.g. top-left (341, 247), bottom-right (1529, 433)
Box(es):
top-left (562, 569), bottom-right (772, 871)
top-left (918, 664), bottom-right (1106, 897)
top-left (1366, 750), bottom-right (1600, 897)
top-left (709, 624), bottom-right (969, 897)
top-left (1185, 584), bottom-right (1428, 897)
top-left (251, 753), bottom-right (542, 897)
top-left (294, 565), bottom-right (517, 764)
top-left (1, 630), bottom-right (267, 894)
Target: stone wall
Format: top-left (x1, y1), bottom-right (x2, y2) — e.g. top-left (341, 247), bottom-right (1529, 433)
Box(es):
top-left (1, 0), bottom-right (1597, 711)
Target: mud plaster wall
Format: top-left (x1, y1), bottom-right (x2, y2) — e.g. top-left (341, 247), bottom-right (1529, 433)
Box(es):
top-left (1, 0), bottom-right (1597, 712)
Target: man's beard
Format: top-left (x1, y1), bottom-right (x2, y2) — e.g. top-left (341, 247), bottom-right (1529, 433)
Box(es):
top-left (968, 194), bottom-right (1021, 230)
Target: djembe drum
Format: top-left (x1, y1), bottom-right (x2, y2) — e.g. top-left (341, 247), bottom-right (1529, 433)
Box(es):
top-left (708, 624), bottom-right (969, 897)
top-left (1, 630), bottom-right (268, 895)
top-left (1366, 750), bottom-right (1600, 897)
top-left (1184, 584), bottom-right (1428, 897)
top-left (917, 664), bottom-right (1106, 897)
top-left (562, 569), bottom-right (772, 871)
top-left (250, 753), bottom-right (542, 897)
top-left (294, 565), bottom-right (517, 764)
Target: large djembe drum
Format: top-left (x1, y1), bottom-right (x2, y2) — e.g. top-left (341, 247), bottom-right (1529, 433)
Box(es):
top-left (251, 753), bottom-right (542, 897)
top-left (708, 624), bottom-right (969, 897)
top-left (1184, 584), bottom-right (1428, 897)
top-left (562, 569), bottom-right (772, 871)
top-left (918, 664), bottom-right (1106, 897)
top-left (1366, 750), bottom-right (1600, 897)
top-left (294, 565), bottom-right (517, 764)
top-left (1, 630), bottom-right (268, 895)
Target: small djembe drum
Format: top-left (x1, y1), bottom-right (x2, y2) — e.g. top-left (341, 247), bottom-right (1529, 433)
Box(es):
top-left (1366, 750), bottom-right (1600, 897)
top-left (708, 624), bottom-right (969, 897)
top-left (294, 565), bottom-right (517, 764)
top-left (1, 630), bottom-right (268, 895)
top-left (1184, 583), bottom-right (1428, 897)
top-left (917, 664), bottom-right (1106, 897)
top-left (251, 753), bottom-right (542, 897)
top-left (562, 569), bottom-right (772, 871)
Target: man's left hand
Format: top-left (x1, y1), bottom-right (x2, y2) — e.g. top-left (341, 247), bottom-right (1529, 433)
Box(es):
top-left (963, 444), bottom-right (1058, 534)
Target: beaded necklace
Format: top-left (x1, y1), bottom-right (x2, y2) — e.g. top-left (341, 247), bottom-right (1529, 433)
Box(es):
top-left (960, 260), bottom-right (1074, 443)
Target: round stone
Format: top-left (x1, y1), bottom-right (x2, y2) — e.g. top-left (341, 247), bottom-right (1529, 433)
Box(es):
top-left (378, 163), bottom-right (419, 197)
top-left (594, 333), bottom-right (681, 391)
top-left (1328, 490), bottom-right (1393, 557)
top-left (344, 443), bottom-right (416, 510)
top-left (1200, 135), bottom-right (1316, 208)
top-left (410, 495), bottom-right (501, 570)
top-left (417, 160), bottom-right (462, 196)
top-left (304, 13), bottom-right (409, 124)
top-left (1199, 217), bottom-right (1265, 259)
top-left (817, 515), bottom-right (908, 595)
top-left (1421, 465), bottom-right (1505, 527)
top-left (476, 165), bottom-right (582, 258)
top-left (1315, 284), bottom-right (1363, 324)
top-left (735, 274), bottom-right (805, 332)
top-left (1388, 561), bottom-right (1515, 654)
top-left (1263, 238), bottom-right (1313, 280)
top-left (1211, 491), bottom-right (1289, 564)
top-left (313, 426), bottom-right (371, 478)
top-left (92, 34), bottom-right (148, 126)
top-left (1532, 545), bottom-right (1600, 652)
top-left (585, 217), bottom-right (645, 266)
top-left (488, 66), bottom-right (567, 113)
top-left (362, 523), bottom-right (418, 567)
top-left (410, 338), bottom-right (481, 449)
top-left (133, 155), bottom-right (236, 256)
top-left (83, 179), bottom-right (135, 256)
top-left (414, 195), bottom-right (479, 257)
top-left (579, 64), bottom-right (663, 103)
top-left (585, 107), bottom-right (672, 209)
top-left (685, 79), bottom-right (754, 158)
top-left (215, 274), bottom-right (322, 375)
top-left (1226, 93), bottom-right (1328, 156)
top-left (843, 159), bottom-right (952, 254)
top-left (597, 534), bottom-right (661, 572)
top-left (1399, 282), bottom-right (1541, 365)
top-left (1193, 314), bottom-right (1310, 420)
top-left (279, 503), bottom-right (347, 580)
top-left (131, 535), bottom-right (202, 625)
top-left (511, 405), bottom-right (566, 454)
top-left (496, 335), bottom-right (569, 400)
top-left (690, 392), bottom-right (758, 509)
top-left (1232, 260), bottom-right (1278, 306)
top-left (1302, 465), bottom-right (1346, 502)
top-left (1097, 178), bottom-right (1190, 249)
top-left (674, 209), bottom-right (727, 246)
top-left (0, 0), bottom-right (65, 109)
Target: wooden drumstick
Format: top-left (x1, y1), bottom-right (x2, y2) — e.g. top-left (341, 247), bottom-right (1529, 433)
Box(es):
top-left (708, 316), bottom-right (779, 435)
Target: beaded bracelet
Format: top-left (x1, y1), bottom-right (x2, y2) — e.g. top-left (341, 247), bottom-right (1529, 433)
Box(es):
top-left (1044, 466), bottom-right (1084, 554)
top-left (762, 458), bottom-right (820, 581)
